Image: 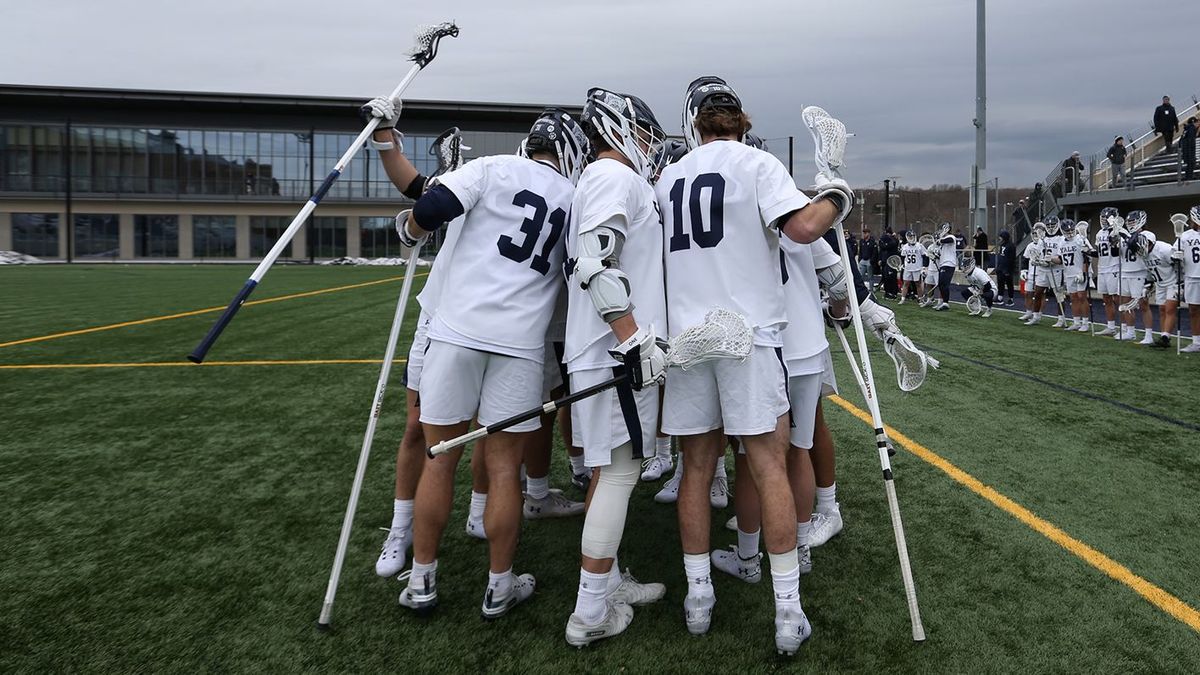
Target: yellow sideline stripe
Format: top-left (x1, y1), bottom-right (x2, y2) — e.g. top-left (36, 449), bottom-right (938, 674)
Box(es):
top-left (827, 394), bottom-right (1200, 634)
top-left (0, 358), bottom-right (408, 370)
top-left (0, 272), bottom-right (429, 350)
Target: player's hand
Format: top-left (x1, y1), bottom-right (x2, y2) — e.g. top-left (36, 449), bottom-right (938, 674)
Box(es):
top-left (609, 327), bottom-right (667, 391)
top-left (814, 174), bottom-right (854, 222)
top-left (1020, 270), bottom-right (1028, 282)
top-left (859, 297), bottom-right (898, 340)
top-left (822, 301), bottom-right (851, 330)
top-left (1172, 249), bottom-right (1184, 261)
top-left (361, 96), bottom-right (403, 130)
top-left (394, 209), bottom-right (429, 250)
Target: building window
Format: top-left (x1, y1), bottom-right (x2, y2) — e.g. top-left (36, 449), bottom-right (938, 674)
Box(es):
top-left (11, 213), bottom-right (59, 257)
top-left (74, 214), bottom-right (119, 258)
top-left (309, 216), bottom-right (347, 259)
top-left (249, 215), bottom-right (292, 258)
top-left (193, 215), bottom-right (237, 258)
top-left (360, 216), bottom-right (401, 258)
top-left (134, 215), bottom-right (179, 257)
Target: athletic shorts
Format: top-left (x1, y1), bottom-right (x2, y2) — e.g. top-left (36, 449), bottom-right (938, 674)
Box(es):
top-left (787, 373), bottom-right (823, 449)
top-left (1187, 279), bottom-right (1200, 305)
top-left (819, 348), bottom-right (838, 397)
top-left (903, 271), bottom-right (922, 282)
top-left (1035, 268), bottom-right (1063, 290)
top-left (1155, 282), bottom-right (1179, 304)
top-left (403, 311), bottom-right (433, 390)
top-left (1120, 274), bottom-right (1147, 298)
top-left (661, 345), bottom-right (789, 437)
top-left (924, 268), bottom-right (938, 286)
top-left (419, 340), bottom-right (543, 433)
top-left (542, 340), bottom-right (566, 399)
top-left (569, 367), bottom-right (658, 467)
top-left (1097, 270), bottom-right (1120, 296)
top-left (1066, 274), bottom-right (1088, 293)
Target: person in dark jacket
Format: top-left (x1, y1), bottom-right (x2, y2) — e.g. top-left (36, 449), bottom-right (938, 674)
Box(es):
top-left (879, 225), bottom-right (900, 298)
top-left (1012, 198), bottom-right (1033, 242)
top-left (1062, 151), bottom-right (1085, 193)
top-left (858, 229), bottom-right (878, 292)
top-left (1154, 95), bottom-right (1179, 152)
top-left (1106, 137), bottom-right (1127, 187)
top-left (1182, 117), bottom-right (1197, 181)
top-left (995, 230), bottom-right (1016, 305)
top-left (972, 227), bottom-right (989, 267)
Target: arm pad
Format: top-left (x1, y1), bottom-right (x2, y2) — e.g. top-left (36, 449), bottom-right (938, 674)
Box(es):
top-left (412, 184), bottom-right (464, 232)
top-left (573, 226), bottom-right (633, 323)
top-left (403, 174), bottom-right (428, 200)
top-left (815, 263), bottom-right (849, 302)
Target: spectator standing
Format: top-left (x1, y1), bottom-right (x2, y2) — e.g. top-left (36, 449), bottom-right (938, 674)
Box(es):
top-left (1106, 136), bottom-right (1127, 187)
top-left (858, 228), bottom-right (878, 292)
top-left (1012, 198), bottom-right (1033, 242)
top-left (972, 226), bottom-right (989, 268)
top-left (1182, 117), bottom-right (1197, 181)
top-left (1154, 95), bottom-right (1179, 152)
top-left (1029, 183), bottom-right (1045, 221)
top-left (995, 230), bottom-right (1016, 305)
top-left (954, 228), bottom-right (966, 253)
top-left (879, 225), bottom-right (900, 298)
top-left (1062, 151), bottom-right (1085, 193)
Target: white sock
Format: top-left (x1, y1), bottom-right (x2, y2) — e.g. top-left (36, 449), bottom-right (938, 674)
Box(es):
top-left (684, 553), bottom-right (714, 597)
top-left (714, 458), bottom-right (727, 480)
top-left (487, 568), bottom-right (512, 597)
top-left (526, 475), bottom-right (550, 500)
top-left (391, 498), bottom-right (414, 531)
top-left (569, 453), bottom-right (585, 476)
top-left (816, 484), bottom-right (837, 513)
top-left (736, 528), bottom-right (761, 559)
top-left (768, 550), bottom-right (801, 606)
top-left (574, 568), bottom-right (609, 624)
top-left (1032, 312), bottom-right (1041, 321)
top-left (655, 436), bottom-right (671, 461)
top-left (469, 491), bottom-right (487, 521)
top-left (1108, 320), bottom-right (1116, 329)
top-left (796, 519), bottom-right (813, 547)
top-left (410, 559), bottom-right (437, 590)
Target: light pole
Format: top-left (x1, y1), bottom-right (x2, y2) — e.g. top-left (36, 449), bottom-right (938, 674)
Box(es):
top-left (972, 0), bottom-right (988, 236)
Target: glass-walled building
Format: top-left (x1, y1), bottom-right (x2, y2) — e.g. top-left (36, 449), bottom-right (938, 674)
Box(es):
top-left (0, 85), bottom-right (573, 261)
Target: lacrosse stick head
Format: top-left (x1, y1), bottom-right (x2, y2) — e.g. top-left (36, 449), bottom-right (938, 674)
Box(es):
top-left (1191, 205), bottom-right (1200, 227)
top-left (918, 233), bottom-right (934, 248)
top-left (665, 308), bottom-right (753, 370)
top-left (1126, 210), bottom-right (1147, 233)
top-left (743, 133), bottom-right (767, 151)
top-left (936, 222), bottom-right (951, 239)
top-left (1171, 213), bottom-right (1189, 237)
top-left (882, 331), bottom-right (939, 392)
top-left (1076, 221), bottom-right (1090, 239)
top-left (520, 108), bottom-right (590, 185)
top-left (429, 127), bottom-right (469, 177)
top-left (887, 255), bottom-right (903, 272)
top-left (409, 22), bottom-right (459, 67)
top-left (801, 106), bottom-right (848, 179)
top-left (966, 293), bottom-right (983, 316)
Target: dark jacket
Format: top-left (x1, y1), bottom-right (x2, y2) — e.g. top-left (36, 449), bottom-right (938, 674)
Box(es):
top-left (972, 231), bottom-right (988, 251)
top-left (996, 232), bottom-right (1015, 273)
top-left (845, 235), bottom-right (859, 260)
top-left (1154, 103), bottom-right (1178, 134)
top-left (1183, 122), bottom-right (1197, 156)
top-left (859, 237), bottom-right (878, 265)
top-left (1107, 143), bottom-right (1127, 165)
top-left (880, 232), bottom-right (900, 257)
top-left (1062, 156), bottom-right (1085, 174)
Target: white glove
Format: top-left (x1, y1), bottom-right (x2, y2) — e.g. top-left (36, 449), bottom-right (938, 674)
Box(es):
top-left (361, 96), bottom-right (403, 130)
top-left (609, 327), bottom-right (668, 391)
top-left (822, 300), bottom-right (851, 329)
top-left (814, 174), bottom-right (854, 222)
top-left (393, 209), bottom-right (429, 251)
top-left (1172, 249), bottom-right (1184, 261)
top-left (1072, 275), bottom-right (1084, 286)
top-left (858, 297), bottom-right (898, 340)
top-left (1020, 270), bottom-right (1028, 282)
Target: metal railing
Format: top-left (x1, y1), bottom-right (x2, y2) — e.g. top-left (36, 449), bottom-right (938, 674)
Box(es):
top-left (1089, 95), bottom-right (1200, 190)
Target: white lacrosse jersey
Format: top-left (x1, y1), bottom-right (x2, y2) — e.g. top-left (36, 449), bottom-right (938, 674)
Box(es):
top-left (1059, 237), bottom-right (1086, 280)
top-left (1043, 234), bottom-right (1064, 271)
top-left (780, 236), bottom-right (832, 372)
top-left (965, 267), bottom-right (991, 289)
top-left (1095, 229), bottom-right (1121, 273)
top-left (416, 214), bottom-right (464, 316)
top-left (1146, 241), bottom-right (1178, 286)
top-left (1119, 235), bottom-right (1147, 274)
top-left (423, 154), bottom-right (574, 359)
top-left (901, 243), bottom-right (924, 273)
top-left (656, 140), bottom-right (810, 345)
top-left (937, 236), bottom-right (957, 268)
top-left (1180, 229), bottom-right (1200, 279)
top-left (564, 157), bottom-right (666, 373)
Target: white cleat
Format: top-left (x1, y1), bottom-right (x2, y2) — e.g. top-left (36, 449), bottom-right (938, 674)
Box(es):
top-left (710, 476), bottom-right (729, 509)
top-left (1018, 310), bottom-right (1033, 321)
top-left (465, 516), bottom-right (487, 540)
top-left (809, 505), bottom-right (844, 548)
top-left (710, 546), bottom-right (763, 583)
top-left (1052, 317), bottom-right (1067, 328)
top-left (684, 593), bottom-right (716, 635)
top-left (481, 572), bottom-right (536, 620)
top-left (609, 569), bottom-right (666, 606)
top-left (1181, 342), bottom-right (1200, 353)
top-left (981, 308), bottom-right (992, 318)
top-left (565, 600), bottom-right (634, 648)
top-left (654, 471), bottom-right (681, 504)
top-left (397, 570), bottom-right (438, 617)
top-left (774, 604), bottom-right (813, 656)
top-left (798, 543), bottom-right (813, 575)
top-left (524, 489), bottom-right (585, 519)
top-left (725, 515), bottom-right (738, 532)
top-left (934, 302), bottom-right (950, 311)
top-left (1138, 333), bottom-right (1156, 345)
top-left (640, 455), bottom-right (674, 482)
top-left (1024, 316), bottom-right (1040, 325)
top-left (898, 296), bottom-right (906, 305)
top-left (1095, 326), bottom-right (1116, 336)
top-left (375, 526), bottom-right (411, 578)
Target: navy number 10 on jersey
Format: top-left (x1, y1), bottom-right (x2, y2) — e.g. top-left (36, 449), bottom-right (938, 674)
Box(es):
top-left (668, 172), bottom-right (726, 252)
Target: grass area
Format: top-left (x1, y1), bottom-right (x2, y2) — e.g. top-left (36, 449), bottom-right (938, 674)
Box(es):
top-left (1, 265), bottom-right (1198, 672)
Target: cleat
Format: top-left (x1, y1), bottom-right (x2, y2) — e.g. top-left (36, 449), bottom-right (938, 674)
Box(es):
top-left (571, 469), bottom-right (592, 492)
top-left (684, 593), bottom-right (716, 635)
top-left (1151, 336), bottom-right (1171, 349)
top-left (898, 296), bottom-right (906, 305)
top-left (981, 308), bottom-right (992, 318)
top-left (1052, 317), bottom-right (1067, 328)
top-left (1018, 310), bottom-right (1032, 321)
top-left (725, 515), bottom-right (738, 532)
top-left (1024, 316), bottom-right (1039, 325)
top-left (710, 476), bottom-right (729, 509)
top-left (640, 455), bottom-right (673, 482)
top-left (797, 543), bottom-right (813, 575)
top-left (481, 572), bottom-right (536, 620)
top-left (397, 570), bottom-right (438, 617)
top-left (1181, 342), bottom-right (1200, 352)
top-left (1138, 333), bottom-right (1156, 346)
top-left (654, 471), bottom-right (681, 504)
top-left (565, 600), bottom-right (634, 648)
top-left (774, 604), bottom-right (813, 656)
top-left (710, 546), bottom-right (762, 583)
top-left (934, 302), bottom-right (949, 311)
top-left (375, 526), bottom-right (411, 578)
top-left (609, 569), bottom-right (665, 606)
top-left (1095, 326), bottom-right (1116, 336)
top-left (809, 504), bottom-right (844, 548)
top-left (1006, 299), bottom-right (1015, 306)
top-left (465, 516), bottom-right (487, 540)
top-left (524, 489), bottom-right (585, 519)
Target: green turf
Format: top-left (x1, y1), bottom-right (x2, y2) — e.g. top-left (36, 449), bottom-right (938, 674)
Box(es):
top-left (1, 265), bottom-right (1198, 673)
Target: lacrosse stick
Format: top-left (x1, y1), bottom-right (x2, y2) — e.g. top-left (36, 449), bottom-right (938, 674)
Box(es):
top-left (803, 105), bottom-right (926, 642)
top-left (966, 291), bottom-right (983, 316)
top-left (886, 255), bottom-right (903, 273)
top-left (316, 125), bottom-right (466, 633)
top-left (189, 22), bottom-right (459, 364)
top-left (428, 308), bottom-right (752, 457)
top-left (1173, 213), bottom-right (1188, 355)
top-left (831, 323), bottom-right (895, 457)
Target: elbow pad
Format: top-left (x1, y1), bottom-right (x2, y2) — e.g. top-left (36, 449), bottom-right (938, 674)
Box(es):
top-left (816, 263), bottom-right (849, 302)
top-left (412, 184), bottom-right (464, 232)
top-left (573, 226), bottom-right (633, 323)
top-left (403, 174), bottom-right (428, 200)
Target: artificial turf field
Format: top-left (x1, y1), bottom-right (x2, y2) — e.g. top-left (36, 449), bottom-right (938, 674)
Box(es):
top-left (2, 264), bottom-right (1199, 673)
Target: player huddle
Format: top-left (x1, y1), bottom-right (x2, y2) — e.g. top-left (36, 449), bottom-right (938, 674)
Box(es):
top-left (354, 77), bottom-right (908, 656)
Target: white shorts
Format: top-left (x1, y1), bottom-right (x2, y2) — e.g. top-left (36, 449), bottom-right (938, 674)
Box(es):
top-left (569, 367), bottom-right (659, 467)
top-left (661, 345), bottom-right (789, 437)
top-left (543, 340), bottom-right (566, 399)
top-left (404, 311), bottom-right (433, 391)
top-left (903, 270), bottom-right (922, 282)
top-left (1156, 282), bottom-right (1179, 304)
top-left (1187, 279), bottom-right (1200, 305)
top-left (1035, 268), bottom-right (1063, 290)
top-left (924, 269), bottom-right (938, 286)
top-left (1120, 274), bottom-right (1146, 298)
top-left (788, 373), bottom-right (823, 449)
top-left (419, 340), bottom-right (543, 433)
top-left (1066, 274), bottom-right (1088, 293)
top-left (819, 348), bottom-right (838, 397)
top-left (1097, 270), bottom-right (1120, 295)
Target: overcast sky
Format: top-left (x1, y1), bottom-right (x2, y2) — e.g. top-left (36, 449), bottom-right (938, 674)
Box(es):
top-left (2, 0), bottom-right (1198, 187)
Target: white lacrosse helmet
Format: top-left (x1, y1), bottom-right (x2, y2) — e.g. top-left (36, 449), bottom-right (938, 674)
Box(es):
top-left (1032, 222), bottom-right (1045, 241)
top-left (1191, 205), bottom-right (1200, 227)
top-left (681, 76), bottom-right (742, 151)
top-left (958, 255), bottom-right (975, 273)
top-left (905, 230), bottom-right (917, 244)
top-left (1138, 230), bottom-right (1157, 251)
top-left (1126, 210), bottom-right (1148, 233)
top-left (937, 222), bottom-right (951, 238)
top-left (1100, 207), bottom-right (1119, 229)
top-left (1044, 216), bottom-right (1061, 237)
top-left (520, 108), bottom-right (590, 185)
top-left (582, 87), bottom-right (667, 182)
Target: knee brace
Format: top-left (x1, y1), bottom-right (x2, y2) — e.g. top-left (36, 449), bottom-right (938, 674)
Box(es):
top-left (580, 444), bottom-right (640, 559)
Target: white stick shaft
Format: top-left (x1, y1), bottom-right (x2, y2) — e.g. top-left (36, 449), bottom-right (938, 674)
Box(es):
top-left (317, 246), bottom-right (421, 627)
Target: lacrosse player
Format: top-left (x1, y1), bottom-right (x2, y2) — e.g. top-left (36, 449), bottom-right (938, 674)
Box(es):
top-left (899, 230), bottom-right (924, 304)
top-left (562, 88), bottom-right (669, 647)
top-left (1180, 206), bottom-right (1200, 352)
top-left (920, 234), bottom-right (939, 307)
top-left (656, 76), bottom-right (849, 655)
top-left (1018, 225), bottom-right (1042, 322)
top-left (396, 109), bottom-right (588, 620)
top-left (933, 223), bottom-right (957, 310)
top-left (1094, 208), bottom-right (1123, 335)
top-left (1038, 218), bottom-right (1069, 328)
top-left (1145, 229), bottom-right (1181, 348)
top-left (958, 255), bottom-right (995, 317)
top-left (1116, 211), bottom-right (1154, 343)
top-left (1059, 220), bottom-right (1090, 331)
